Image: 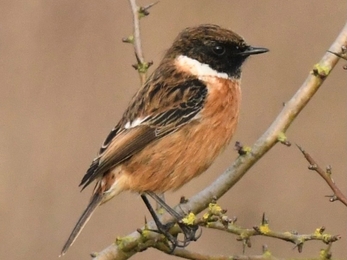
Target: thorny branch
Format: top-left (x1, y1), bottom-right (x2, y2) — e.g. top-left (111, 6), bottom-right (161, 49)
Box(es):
top-left (92, 4), bottom-right (347, 260)
top-left (297, 145), bottom-right (347, 207)
top-left (187, 206), bottom-right (340, 254)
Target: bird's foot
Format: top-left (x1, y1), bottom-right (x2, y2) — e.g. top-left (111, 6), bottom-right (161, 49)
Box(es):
top-left (148, 221), bottom-right (201, 252)
top-left (177, 221), bottom-right (202, 245)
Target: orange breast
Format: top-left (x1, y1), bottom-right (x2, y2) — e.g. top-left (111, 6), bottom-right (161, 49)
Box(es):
top-left (120, 77), bottom-right (241, 193)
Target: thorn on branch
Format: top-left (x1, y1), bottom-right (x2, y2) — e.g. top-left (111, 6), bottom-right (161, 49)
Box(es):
top-left (234, 141), bottom-right (251, 155)
top-left (180, 196), bottom-right (188, 204)
top-left (254, 213), bottom-right (271, 235)
top-left (253, 226), bottom-right (260, 233)
top-left (246, 238), bottom-right (252, 248)
top-left (138, 1), bottom-right (159, 18)
top-left (327, 45), bottom-right (347, 60)
top-left (239, 237), bottom-right (252, 253)
top-left (296, 242), bottom-right (303, 253)
top-left (261, 213), bottom-right (268, 225)
top-left (331, 235), bottom-right (342, 242)
top-left (316, 226), bottom-right (325, 234)
top-left (230, 216), bottom-right (237, 224)
top-left (328, 46), bottom-right (347, 70)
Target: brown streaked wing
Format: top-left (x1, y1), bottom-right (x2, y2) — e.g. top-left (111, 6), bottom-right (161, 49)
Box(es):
top-left (79, 78), bottom-right (207, 190)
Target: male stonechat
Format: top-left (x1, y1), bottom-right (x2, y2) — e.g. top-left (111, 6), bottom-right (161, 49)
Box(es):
top-left (60, 24), bottom-right (268, 256)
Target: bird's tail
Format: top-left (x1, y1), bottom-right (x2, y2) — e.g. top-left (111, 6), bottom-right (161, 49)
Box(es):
top-left (60, 193), bottom-right (103, 257)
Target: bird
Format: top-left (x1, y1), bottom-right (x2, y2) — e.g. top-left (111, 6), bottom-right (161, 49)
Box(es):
top-left (60, 24), bottom-right (268, 256)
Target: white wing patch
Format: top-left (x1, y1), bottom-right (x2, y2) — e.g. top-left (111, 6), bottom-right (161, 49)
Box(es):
top-left (175, 55), bottom-right (229, 80)
top-left (124, 116), bottom-right (149, 129)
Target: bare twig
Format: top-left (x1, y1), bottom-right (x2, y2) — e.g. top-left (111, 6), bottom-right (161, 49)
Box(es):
top-left (164, 248), bottom-right (282, 260)
top-left (129, 0), bottom-right (144, 64)
top-left (297, 145), bottom-right (347, 207)
top-left (92, 18), bottom-right (347, 260)
top-left (127, 0), bottom-right (155, 85)
top-left (167, 243), bottom-right (334, 260)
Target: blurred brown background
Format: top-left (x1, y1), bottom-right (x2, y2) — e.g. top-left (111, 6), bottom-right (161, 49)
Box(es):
top-left (1, 1), bottom-right (346, 259)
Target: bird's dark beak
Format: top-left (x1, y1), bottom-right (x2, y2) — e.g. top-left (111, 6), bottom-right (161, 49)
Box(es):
top-left (240, 46), bottom-right (269, 56)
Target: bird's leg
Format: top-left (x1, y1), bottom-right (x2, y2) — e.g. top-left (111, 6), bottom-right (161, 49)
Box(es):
top-left (141, 194), bottom-right (177, 251)
top-left (144, 191), bottom-right (201, 247)
top-left (155, 193), bottom-right (165, 211)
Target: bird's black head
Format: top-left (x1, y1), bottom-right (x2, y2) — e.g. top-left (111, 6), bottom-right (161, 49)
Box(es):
top-left (165, 24), bottom-right (268, 78)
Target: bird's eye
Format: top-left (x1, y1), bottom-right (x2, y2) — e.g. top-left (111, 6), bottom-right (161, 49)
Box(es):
top-left (212, 45), bottom-right (226, 56)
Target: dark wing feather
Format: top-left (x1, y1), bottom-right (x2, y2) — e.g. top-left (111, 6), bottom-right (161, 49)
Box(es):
top-left (79, 124), bottom-right (122, 188)
top-left (147, 84), bottom-right (207, 136)
top-left (79, 78), bottom-right (207, 189)
top-left (80, 126), bottom-right (156, 190)
top-left (79, 158), bottom-right (99, 187)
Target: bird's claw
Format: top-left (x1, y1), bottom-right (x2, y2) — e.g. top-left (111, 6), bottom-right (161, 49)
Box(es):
top-left (149, 221), bottom-right (201, 253)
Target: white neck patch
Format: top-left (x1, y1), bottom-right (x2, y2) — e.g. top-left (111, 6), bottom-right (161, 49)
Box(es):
top-left (175, 55), bottom-right (230, 80)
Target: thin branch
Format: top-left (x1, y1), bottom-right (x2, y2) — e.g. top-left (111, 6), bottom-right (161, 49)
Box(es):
top-left (164, 248), bottom-right (283, 260)
top-left (328, 45), bottom-right (347, 60)
top-left (208, 221), bottom-right (340, 251)
top-left (93, 19), bottom-right (347, 260)
top-left (158, 243), bottom-right (334, 260)
top-left (129, 0), bottom-right (144, 64)
top-left (325, 45), bottom-right (346, 70)
top-left (127, 0), bottom-right (156, 85)
top-left (297, 145), bottom-right (347, 207)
